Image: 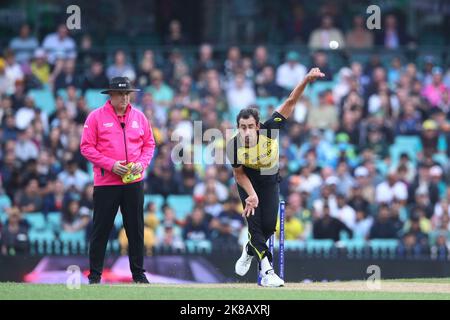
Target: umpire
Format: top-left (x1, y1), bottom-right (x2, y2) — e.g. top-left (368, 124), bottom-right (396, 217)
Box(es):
top-left (80, 77), bottom-right (156, 284)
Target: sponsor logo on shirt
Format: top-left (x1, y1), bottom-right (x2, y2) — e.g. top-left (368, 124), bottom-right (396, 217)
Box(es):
top-left (103, 122), bottom-right (113, 127)
top-left (132, 120), bottom-right (139, 129)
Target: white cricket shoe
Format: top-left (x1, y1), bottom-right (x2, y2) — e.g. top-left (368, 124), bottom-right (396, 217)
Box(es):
top-left (260, 269), bottom-right (285, 287)
top-left (235, 244), bottom-right (254, 276)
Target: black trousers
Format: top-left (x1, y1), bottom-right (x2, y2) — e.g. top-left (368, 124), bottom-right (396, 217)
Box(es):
top-left (89, 181), bottom-right (144, 278)
top-left (237, 181), bottom-right (279, 263)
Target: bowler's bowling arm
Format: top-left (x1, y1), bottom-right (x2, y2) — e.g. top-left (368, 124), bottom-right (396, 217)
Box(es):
top-left (276, 68), bottom-right (325, 119)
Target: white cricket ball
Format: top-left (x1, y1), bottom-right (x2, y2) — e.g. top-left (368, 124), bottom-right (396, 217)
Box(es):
top-left (329, 40), bottom-right (339, 50)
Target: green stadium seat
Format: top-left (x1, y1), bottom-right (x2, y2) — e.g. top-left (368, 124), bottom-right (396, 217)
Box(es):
top-left (167, 195), bottom-right (194, 220)
top-left (106, 239), bottom-right (120, 253)
top-left (0, 194), bottom-right (12, 212)
top-left (46, 211), bottom-right (62, 231)
top-left (28, 229), bottom-right (56, 255)
top-left (114, 213), bottom-right (123, 229)
top-left (28, 89), bottom-right (56, 114)
top-left (24, 212), bottom-right (46, 231)
top-left (282, 240), bottom-right (306, 251)
top-left (340, 238), bottom-right (366, 254)
top-left (394, 135), bottom-right (421, 149)
top-left (85, 89), bottom-right (108, 110)
top-left (306, 239), bottom-right (334, 254)
top-left (0, 212), bottom-right (7, 225)
top-left (56, 88), bottom-right (82, 100)
top-left (389, 144), bottom-right (418, 167)
top-left (369, 239), bottom-right (398, 255)
top-left (59, 230), bottom-right (87, 254)
top-left (185, 239), bottom-right (212, 254)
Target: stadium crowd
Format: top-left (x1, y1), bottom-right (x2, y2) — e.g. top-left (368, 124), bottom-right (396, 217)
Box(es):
top-left (0, 14), bottom-right (450, 258)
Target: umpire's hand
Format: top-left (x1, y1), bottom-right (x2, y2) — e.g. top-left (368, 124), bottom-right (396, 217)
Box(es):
top-left (112, 160), bottom-right (129, 176)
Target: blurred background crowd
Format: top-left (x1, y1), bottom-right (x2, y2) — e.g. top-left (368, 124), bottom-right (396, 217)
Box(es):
top-left (0, 0), bottom-right (449, 258)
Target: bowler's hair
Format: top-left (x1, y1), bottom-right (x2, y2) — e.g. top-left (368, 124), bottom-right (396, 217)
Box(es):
top-left (236, 107), bottom-right (260, 126)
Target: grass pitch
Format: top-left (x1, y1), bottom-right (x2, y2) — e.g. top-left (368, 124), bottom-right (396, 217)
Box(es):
top-left (1, 279), bottom-right (450, 300)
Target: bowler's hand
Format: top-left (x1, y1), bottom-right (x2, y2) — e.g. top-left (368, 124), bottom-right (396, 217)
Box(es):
top-left (130, 162), bottom-right (143, 175)
top-left (305, 68), bottom-right (325, 83)
top-left (112, 160), bottom-right (129, 176)
top-left (243, 194), bottom-right (259, 218)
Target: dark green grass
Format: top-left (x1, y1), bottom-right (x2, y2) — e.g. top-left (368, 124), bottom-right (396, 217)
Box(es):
top-left (1, 281), bottom-right (450, 300)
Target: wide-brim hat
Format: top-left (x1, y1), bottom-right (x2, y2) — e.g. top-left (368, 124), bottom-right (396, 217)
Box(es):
top-left (101, 76), bottom-right (141, 94)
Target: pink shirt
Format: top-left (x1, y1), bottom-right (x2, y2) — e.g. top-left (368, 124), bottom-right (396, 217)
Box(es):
top-left (422, 83), bottom-right (449, 107)
top-left (80, 100), bottom-right (156, 186)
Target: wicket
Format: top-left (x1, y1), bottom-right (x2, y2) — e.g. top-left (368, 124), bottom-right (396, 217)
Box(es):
top-left (257, 200), bottom-right (285, 285)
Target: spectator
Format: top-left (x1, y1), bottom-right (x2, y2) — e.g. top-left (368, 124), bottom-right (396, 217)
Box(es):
top-left (253, 45), bottom-right (270, 76)
top-left (309, 51), bottom-right (333, 81)
top-left (203, 190), bottom-right (223, 218)
top-left (164, 20), bottom-right (188, 46)
top-left (43, 179), bottom-right (69, 214)
top-left (375, 14), bottom-right (410, 49)
top-left (353, 209), bottom-right (373, 240)
top-left (62, 199), bottom-right (90, 233)
top-left (226, 73), bottom-right (256, 111)
top-left (106, 50), bottom-right (136, 81)
top-left (193, 43), bottom-right (216, 81)
top-left (182, 206), bottom-right (212, 241)
top-left (53, 58), bottom-right (80, 93)
top-left (2, 113), bottom-right (19, 141)
top-left (42, 24), bottom-right (77, 64)
top-left (0, 59), bottom-right (8, 96)
top-left (164, 49), bottom-right (190, 87)
top-left (14, 178), bottom-right (43, 213)
top-left (158, 223), bottom-right (185, 250)
top-left (0, 207), bottom-right (30, 255)
top-left (313, 204), bottom-right (352, 241)
top-left (308, 15), bottom-right (346, 50)
top-left (193, 166), bottom-right (228, 202)
top-left (307, 90), bottom-right (339, 130)
top-left (255, 65), bottom-right (284, 99)
top-left (210, 198), bottom-right (243, 247)
top-left (57, 159), bottom-right (90, 193)
top-left (276, 204), bottom-right (304, 240)
top-left (375, 172), bottom-right (408, 205)
top-left (276, 51), bottom-right (307, 91)
top-left (334, 193), bottom-right (356, 230)
top-left (222, 47), bottom-right (242, 81)
top-left (348, 183), bottom-right (370, 213)
top-left (422, 67), bottom-right (449, 109)
top-left (404, 216), bottom-right (429, 248)
top-left (3, 49), bottom-right (24, 95)
top-left (81, 60), bottom-right (109, 93)
top-left (145, 69), bottom-right (174, 108)
top-left (30, 48), bottom-right (50, 86)
top-left (14, 128), bottom-right (39, 163)
top-left (9, 23), bottom-right (39, 65)
top-left (345, 15), bottom-right (374, 49)
top-left (136, 50), bottom-right (156, 89)
top-left (369, 205), bottom-right (398, 239)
